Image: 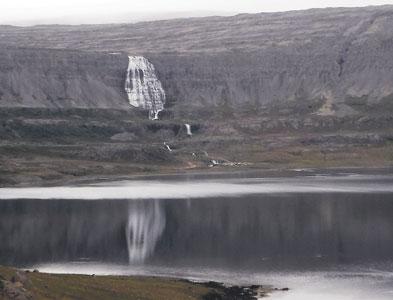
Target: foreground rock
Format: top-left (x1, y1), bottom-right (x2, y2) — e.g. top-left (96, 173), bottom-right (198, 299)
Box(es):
top-left (0, 271), bottom-right (33, 300)
top-left (199, 281), bottom-right (281, 299)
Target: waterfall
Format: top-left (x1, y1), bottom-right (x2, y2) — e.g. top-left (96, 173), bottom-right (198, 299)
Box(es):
top-left (185, 124), bottom-right (192, 136)
top-left (125, 56), bottom-right (166, 120)
top-left (152, 109), bottom-right (163, 121)
top-left (125, 201), bottom-right (166, 264)
top-left (164, 142), bottom-right (173, 152)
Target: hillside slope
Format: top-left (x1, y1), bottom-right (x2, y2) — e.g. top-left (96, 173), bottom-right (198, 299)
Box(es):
top-left (0, 6), bottom-right (393, 116)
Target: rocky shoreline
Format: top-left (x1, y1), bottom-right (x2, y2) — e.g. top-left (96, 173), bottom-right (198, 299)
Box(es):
top-left (0, 266), bottom-right (287, 300)
top-left (197, 281), bottom-right (289, 299)
top-left (1, 163), bottom-right (393, 189)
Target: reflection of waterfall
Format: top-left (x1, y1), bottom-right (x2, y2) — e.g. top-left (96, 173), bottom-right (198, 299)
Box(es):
top-left (125, 56), bottom-right (166, 120)
top-left (125, 201), bottom-right (166, 264)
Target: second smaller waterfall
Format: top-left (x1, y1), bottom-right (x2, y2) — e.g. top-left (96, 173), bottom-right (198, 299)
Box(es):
top-left (185, 124), bottom-right (192, 136)
top-left (164, 142), bottom-right (173, 152)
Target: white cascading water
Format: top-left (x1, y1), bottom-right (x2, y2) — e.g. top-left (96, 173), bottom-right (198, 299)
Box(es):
top-left (125, 201), bottom-right (166, 264)
top-left (185, 124), bottom-right (192, 136)
top-left (125, 56), bottom-right (166, 120)
top-left (164, 142), bottom-right (173, 152)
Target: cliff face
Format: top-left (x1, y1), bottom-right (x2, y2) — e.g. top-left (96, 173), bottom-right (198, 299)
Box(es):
top-left (150, 45), bottom-right (393, 117)
top-left (0, 48), bottom-right (129, 109)
top-left (0, 6), bottom-right (393, 116)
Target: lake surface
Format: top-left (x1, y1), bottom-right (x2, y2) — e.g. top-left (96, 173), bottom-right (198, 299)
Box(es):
top-left (1, 171), bottom-right (393, 299)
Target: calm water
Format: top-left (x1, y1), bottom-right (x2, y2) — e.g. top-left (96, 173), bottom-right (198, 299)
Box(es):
top-left (1, 172), bottom-right (393, 299)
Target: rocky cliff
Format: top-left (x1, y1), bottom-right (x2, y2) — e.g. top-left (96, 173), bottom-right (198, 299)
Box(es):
top-left (0, 48), bottom-right (129, 109)
top-left (0, 6), bottom-right (393, 117)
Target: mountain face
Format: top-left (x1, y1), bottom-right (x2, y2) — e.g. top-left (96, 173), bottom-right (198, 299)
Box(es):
top-left (1, 6), bottom-right (393, 186)
top-left (0, 6), bottom-right (393, 118)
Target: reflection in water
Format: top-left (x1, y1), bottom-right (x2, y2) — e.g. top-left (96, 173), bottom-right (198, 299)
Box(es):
top-left (1, 192), bottom-right (392, 270)
top-left (126, 201), bottom-right (165, 264)
top-left (2, 175), bottom-right (393, 299)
